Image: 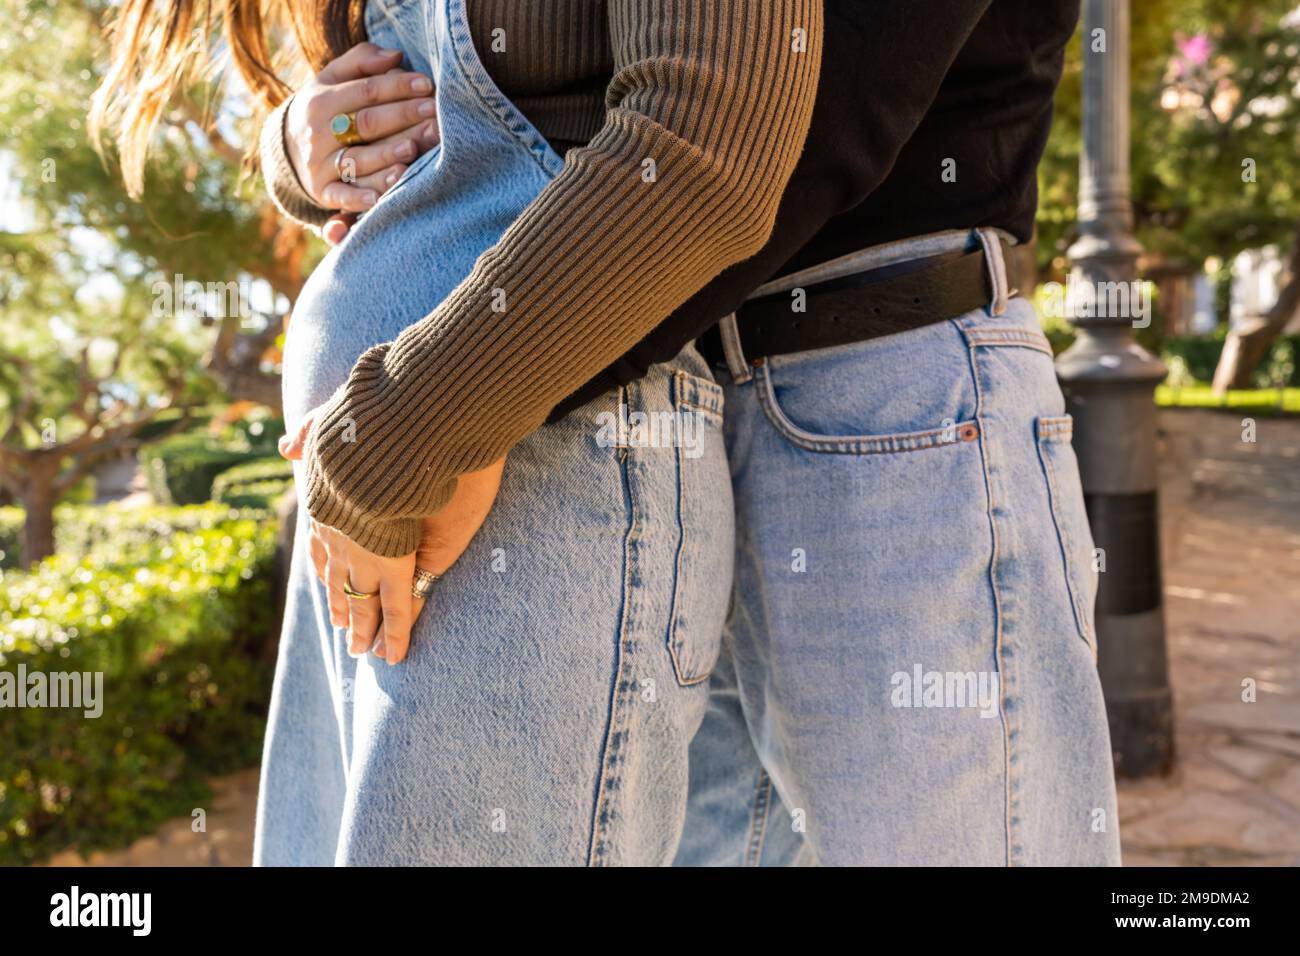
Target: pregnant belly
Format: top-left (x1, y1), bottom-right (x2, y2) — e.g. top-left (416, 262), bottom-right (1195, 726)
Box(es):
top-left (281, 145), bottom-right (550, 426)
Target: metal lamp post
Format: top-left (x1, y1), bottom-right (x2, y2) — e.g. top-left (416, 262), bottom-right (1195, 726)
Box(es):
top-left (1059, 0), bottom-right (1175, 777)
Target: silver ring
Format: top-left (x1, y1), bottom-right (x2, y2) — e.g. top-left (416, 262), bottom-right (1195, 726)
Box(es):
top-left (333, 147), bottom-right (351, 182)
top-left (412, 568), bottom-right (441, 600)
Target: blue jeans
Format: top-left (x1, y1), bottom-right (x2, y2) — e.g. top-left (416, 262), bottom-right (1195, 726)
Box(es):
top-left (254, 0), bottom-right (733, 865)
top-left (677, 231), bottom-right (1122, 866)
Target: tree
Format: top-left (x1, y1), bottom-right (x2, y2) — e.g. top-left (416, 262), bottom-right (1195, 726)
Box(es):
top-left (0, 280), bottom-right (212, 562)
top-left (1037, 0), bottom-right (1300, 377)
top-left (0, 0), bottom-right (318, 559)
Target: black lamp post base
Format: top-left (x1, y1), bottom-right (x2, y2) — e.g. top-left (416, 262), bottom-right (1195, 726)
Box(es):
top-left (1107, 690), bottom-right (1177, 778)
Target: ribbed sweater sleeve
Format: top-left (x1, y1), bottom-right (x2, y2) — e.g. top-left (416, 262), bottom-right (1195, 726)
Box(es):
top-left (303, 0), bottom-right (823, 556)
top-left (260, 96), bottom-right (336, 228)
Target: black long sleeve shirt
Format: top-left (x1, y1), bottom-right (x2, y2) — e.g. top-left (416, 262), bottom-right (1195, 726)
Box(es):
top-left (550, 0), bottom-right (1080, 419)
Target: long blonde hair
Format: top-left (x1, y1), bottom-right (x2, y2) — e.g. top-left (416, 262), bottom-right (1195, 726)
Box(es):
top-left (90, 0), bottom-right (366, 196)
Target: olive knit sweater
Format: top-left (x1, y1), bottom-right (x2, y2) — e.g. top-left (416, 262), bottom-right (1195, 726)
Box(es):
top-left (267, 0), bottom-right (822, 556)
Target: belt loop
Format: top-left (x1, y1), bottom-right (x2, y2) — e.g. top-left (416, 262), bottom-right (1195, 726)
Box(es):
top-left (719, 312), bottom-right (753, 384)
top-left (976, 227), bottom-right (1009, 316)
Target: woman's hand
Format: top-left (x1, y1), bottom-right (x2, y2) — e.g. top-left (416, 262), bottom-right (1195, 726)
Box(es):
top-left (282, 407), bottom-right (505, 664)
top-left (285, 42), bottom-right (440, 223)
top-left (308, 522), bottom-right (418, 663)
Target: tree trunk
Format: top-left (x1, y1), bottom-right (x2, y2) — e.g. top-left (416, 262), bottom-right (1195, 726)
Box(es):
top-left (262, 485), bottom-right (299, 664)
top-left (21, 481), bottom-right (57, 566)
top-left (1212, 224), bottom-right (1300, 394)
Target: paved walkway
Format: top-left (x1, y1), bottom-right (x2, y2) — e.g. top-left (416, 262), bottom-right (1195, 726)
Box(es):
top-left (47, 409), bottom-right (1300, 867)
top-left (44, 769), bottom-right (259, 867)
top-left (1119, 409), bottom-right (1300, 866)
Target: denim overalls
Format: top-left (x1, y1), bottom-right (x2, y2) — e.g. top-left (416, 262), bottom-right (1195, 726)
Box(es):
top-left (255, 0), bottom-right (733, 865)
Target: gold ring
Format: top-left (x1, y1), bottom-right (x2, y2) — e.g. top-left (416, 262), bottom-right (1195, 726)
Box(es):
top-left (330, 112), bottom-right (364, 146)
top-left (412, 568), bottom-right (441, 600)
top-left (343, 581), bottom-right (379, 600)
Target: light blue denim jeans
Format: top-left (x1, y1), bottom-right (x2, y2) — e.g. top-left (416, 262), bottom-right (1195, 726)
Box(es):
top-left (676, 230), bottom-right (1122, 866)
top-left (254, 0), bottom-right (733, 865)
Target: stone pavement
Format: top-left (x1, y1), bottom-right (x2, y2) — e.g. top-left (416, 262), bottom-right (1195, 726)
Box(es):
top-left (1119, 409), bottom-right (1300, 866)
top-left (44, 409), bottom-right (1300, 867)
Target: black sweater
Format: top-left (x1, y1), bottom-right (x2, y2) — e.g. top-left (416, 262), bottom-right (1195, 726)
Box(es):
top-left (551, 0), bottom-right (1079, 418)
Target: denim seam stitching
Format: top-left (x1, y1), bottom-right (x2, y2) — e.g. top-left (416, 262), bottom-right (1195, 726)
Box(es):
top-left (674, 370), bottom-right (725, 423)
top-left (1035, 421), bottom-right (1097, 654)
top-left (444, 0), bottom-right (565, 177)
top-left (962, 325), bottom-right (1018, 867)
top-left (754, 364), bottom-right (973, 455)
top-left (676, 401), bottom-right (724, 427)
top-left (1038, 415), bottom-right (1073, 440)
top-left (586, 385), bottom-right (638, 865)
top-left (744, 772), bottom-right (775, 867)
top-left (963, 329), bottom-right (1054, 356)
top-left (665, 376), bottom-right (706, 686)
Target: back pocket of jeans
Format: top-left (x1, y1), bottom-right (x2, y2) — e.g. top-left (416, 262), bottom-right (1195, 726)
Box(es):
top-left (666, 370), bottom-right (731, 686)
top-left (1035, 415), bottom-right (1099, 656)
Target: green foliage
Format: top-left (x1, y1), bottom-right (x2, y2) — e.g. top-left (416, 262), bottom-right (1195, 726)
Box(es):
top-left (0, 508), bottom-right (21, 569)
top-left (1156, 383), bottom-right (1300, 414)
top-left (211, 457), bottom-right (295, 509)
top-left (0, 0), bottom-right (277, 289)
top-left (0, 0), bottom-right (299, 531)
top-left (131, 409), bottom-right (217, 444)
top-left (138, 422), bottom-right (283, 505)
top-left (54, 502), bottom-right (275, 561)
top-left (1038, 312), bottom-right (1079, 357)
top-left (0, 501), bottom-right (273, 570)
top-left (1159, 333), bottom-right (1300, 386)
top-left (1038, 0), bottom-right (1300, 276)
top-left (0, 505), bottom-right (277, 864)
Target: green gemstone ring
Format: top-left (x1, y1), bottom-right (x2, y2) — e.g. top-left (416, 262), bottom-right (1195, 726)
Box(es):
top-left (330, 112), bottom-right (363, 146)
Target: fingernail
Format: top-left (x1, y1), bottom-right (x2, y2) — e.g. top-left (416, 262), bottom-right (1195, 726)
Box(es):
top-left (419, 100), bottom-right (436, 117)
top-left (362, 191), bottom-right (377, 207)
top-left (396, 140), bottom-right (416, 159)
top-left (386, 170), bottom-right (398, 186)
top-left (372, 638), bottom-right (386, 658)
top-left (412, 76), bottom-right (433, 94)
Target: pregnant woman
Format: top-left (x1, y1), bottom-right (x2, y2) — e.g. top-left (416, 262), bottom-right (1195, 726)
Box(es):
top-left (93, 0), bottom-right (820, 864)
top-left (255, 0), bottom-right (1120, 868)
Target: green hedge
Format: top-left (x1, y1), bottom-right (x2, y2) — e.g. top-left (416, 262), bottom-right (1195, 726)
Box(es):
top-left (138, 418), bottom-right (284, 506)
top-left (0, 504), bottom-right (277, 865)
top-left (0, 502), bottom-right (280, 571)
top-left (0, 508), bottom-right (20, 570)
top-left (211, 457), bottom-right (294, 510)
top-left (139, 433), bottom-right (260, 506)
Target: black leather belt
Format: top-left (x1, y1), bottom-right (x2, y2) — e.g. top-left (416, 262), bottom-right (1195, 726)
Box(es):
top-left (704, 237), bottom-right (1037, 366)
